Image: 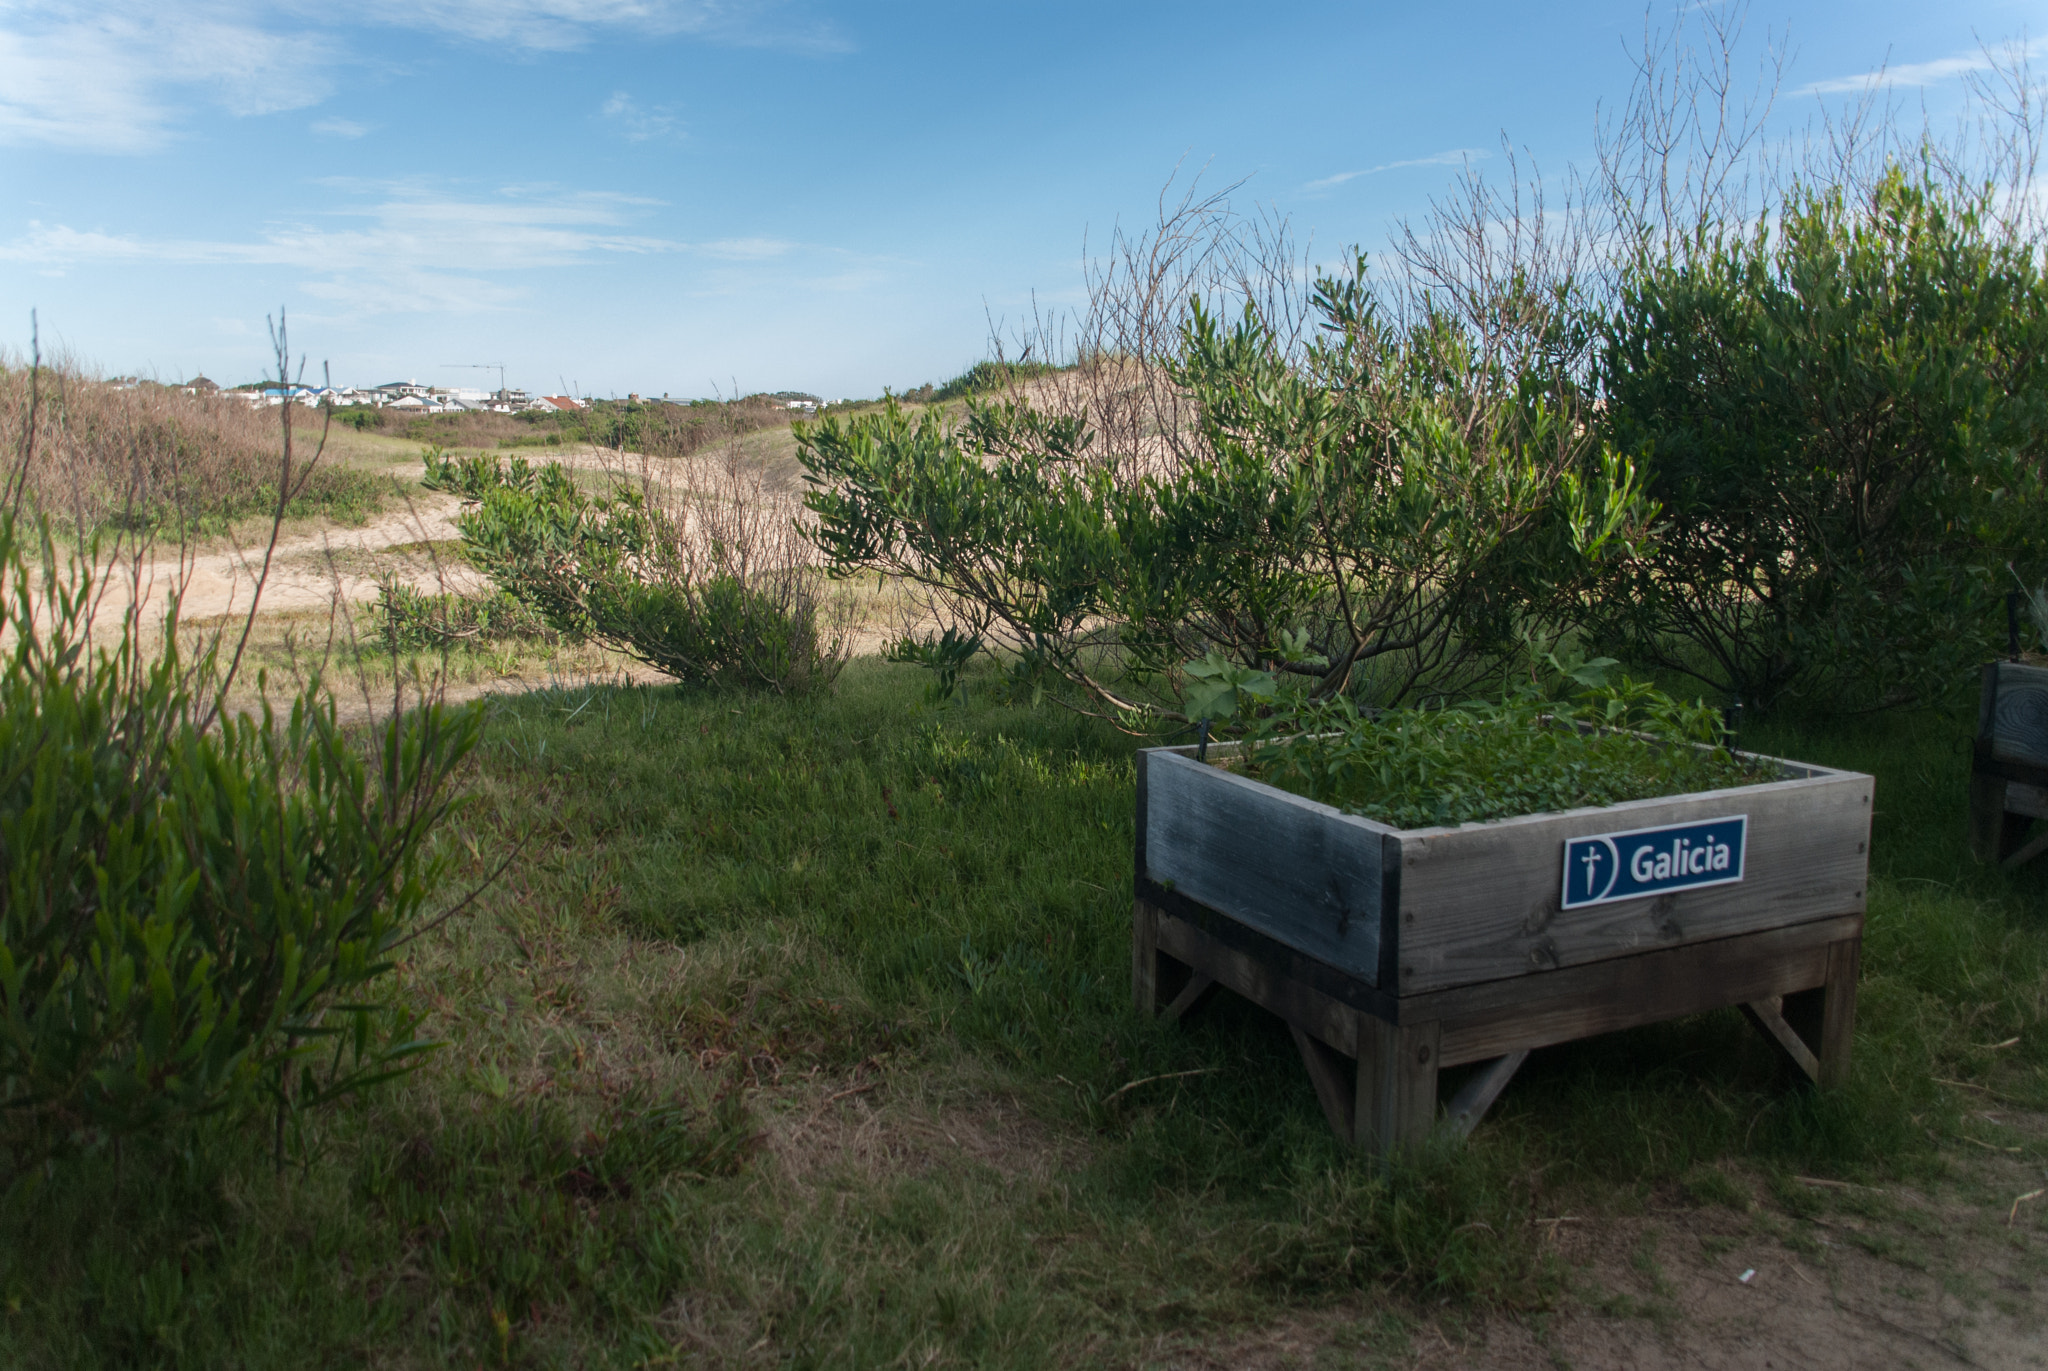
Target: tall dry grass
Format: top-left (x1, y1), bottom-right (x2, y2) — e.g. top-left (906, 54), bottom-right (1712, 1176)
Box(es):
top-left (0, 360), bottom-right (381, 535)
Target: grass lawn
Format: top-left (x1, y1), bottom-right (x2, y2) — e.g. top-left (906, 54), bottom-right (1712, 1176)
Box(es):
top-left (4, 661), bottom-right (2045, 1367)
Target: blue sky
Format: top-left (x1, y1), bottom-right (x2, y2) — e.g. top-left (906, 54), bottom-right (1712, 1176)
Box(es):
top-left (2, 1), bottom-right (2042, 398)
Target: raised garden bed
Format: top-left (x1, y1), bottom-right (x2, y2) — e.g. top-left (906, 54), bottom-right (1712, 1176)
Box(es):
top-left (1132, 735), bottom-right (1873, 1158)
top-left (1969, 658), bottom-right (2048, 869)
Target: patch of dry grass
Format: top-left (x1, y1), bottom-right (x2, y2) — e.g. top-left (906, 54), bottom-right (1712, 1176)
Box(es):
top-left (0, 360), bottom-right (391, 533)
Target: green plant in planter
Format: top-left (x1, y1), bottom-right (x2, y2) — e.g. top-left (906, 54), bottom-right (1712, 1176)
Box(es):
top-left (1239, 662), bottom-right (1773, 829)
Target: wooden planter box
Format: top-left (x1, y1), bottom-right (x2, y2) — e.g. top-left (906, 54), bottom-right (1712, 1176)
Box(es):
top-left (1132, 739), bottom-right (1873, 1158)
top-left (1969, 660), bottom-right (2048, 869)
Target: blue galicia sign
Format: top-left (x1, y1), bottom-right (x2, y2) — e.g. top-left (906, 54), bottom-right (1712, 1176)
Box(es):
top-left (1560, 815), bottom-right (1747, 910)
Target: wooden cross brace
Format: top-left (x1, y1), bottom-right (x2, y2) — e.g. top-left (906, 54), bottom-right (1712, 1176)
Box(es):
top-left (1134, 897), bottom-right (1858, 1162)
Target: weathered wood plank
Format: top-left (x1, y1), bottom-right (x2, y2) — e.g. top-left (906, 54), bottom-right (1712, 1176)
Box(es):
top-left (1444, 1050), bottom-right (1529, 1137)
top-left (1395, 773), bottom-right (1872, 994)
top-left (1142, 750), bottom-right (1393, 983)
top-left (1162, 973), bottom-right (1217, 1022)
top-left (1153, 911), bottom-right (1361, 1056)
top-left (1357, 1014), bottom-right (1439, 1159)
top-left (1741, 997), bottom-right (1821, 1082)
top-left (2004, 827), bottom-right (2048, 869)
top-left (1139, 877), bottom-right (1399, 1021)
top-left (1419, 915), bottom-right (1859, 1067)
top-left (1985, 662), bottom-right (2048, 768)
top-left (1132, 898), bottom-right (1160, 1014)
top-left (1818, 939), bottom-right (1858, 1089)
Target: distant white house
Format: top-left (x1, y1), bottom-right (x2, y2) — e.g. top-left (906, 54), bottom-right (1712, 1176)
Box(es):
top-left (387, 393), bottom-right (471, 414)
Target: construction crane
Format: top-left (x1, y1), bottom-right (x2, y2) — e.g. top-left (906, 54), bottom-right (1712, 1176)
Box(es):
top-left (442, 362), bottom-right (508, 398)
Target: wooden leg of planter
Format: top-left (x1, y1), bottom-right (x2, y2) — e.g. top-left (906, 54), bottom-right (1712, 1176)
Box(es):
top-left (1776, 937), bottom-right (1858, 1090)
top-left (1969, 770), bottom-right (2009, 863)
top-left (1132, 899), bottom-right (1160, 1014)
top-left (1741, 996), bottom-right (1821, 1083)
top-left (1443, 1050), bottom-right (1529, 1138)
top-left (1162, 973), bottom-right (1217, 1023)
top-left (2005, 824), bottom-right (2048, 869)
top-left (1134, 900), bottom-right (1206, 1021)
top-left (1355, 1013), bottom-right (1440, 1162)
top-left (1816, 939), bottom-right (1859, 1089)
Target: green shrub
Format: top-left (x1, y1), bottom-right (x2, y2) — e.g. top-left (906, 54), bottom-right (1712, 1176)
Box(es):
top-left (424, 449), bottom-right (844, 692)
top-left (589, 574), bottom-right (835, 691)
top-left (931, 359), bottom-right (1062, 402)
top-left (799, 254), bottom-right (1650, 724)
top-left (0, 514), bottom-right (483, 1174)
top-left (1597, 167), bottom-right (2048, 711)
top-left (2019, 577), bottom-right (2048, 655)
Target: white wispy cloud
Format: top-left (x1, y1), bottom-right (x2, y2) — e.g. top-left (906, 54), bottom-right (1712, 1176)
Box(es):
top-left (701, 237), bottom-right (794, 260)
top-left (1305, 148), bottom-right (1487, 191)
top-left (0, 183), bottom-right (827, 319)
top-left (0, 187), bottom-right (686, 271)
top-left (1797, 40), bottom-right (2048, 97)
top-left (0, 1), bottom-right (845, 153)
top-left (298, 270), bottom-right (528, 318)
top-left (311, 116), bottom-right (370, 138)
top-left (340, 0), bottom-right (849, 54)
top-left (0, 3), bottom-right (333, 152)
top-left (601, 92), bottom-right (683, 141)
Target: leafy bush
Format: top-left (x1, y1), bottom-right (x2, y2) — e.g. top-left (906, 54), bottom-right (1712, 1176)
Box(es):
top-left (800, 251), bottom-right (1650, 724)
top-left (1596, 168), bottom-right (2048, 711)
top-left (368, 576), bottom-right (558, 654)
top-left (0, 514), bottom-right (483, 1174)
top-left (425, 449), bottom-right (846, 692)
top-left (1240, 666), bottom-right (1771, 828)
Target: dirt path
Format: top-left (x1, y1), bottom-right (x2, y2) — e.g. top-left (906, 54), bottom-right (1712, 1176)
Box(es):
top-left (94, 490), bottom-right (480, 630)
